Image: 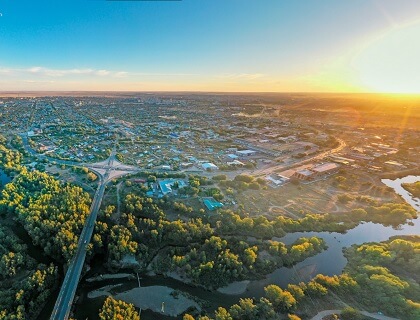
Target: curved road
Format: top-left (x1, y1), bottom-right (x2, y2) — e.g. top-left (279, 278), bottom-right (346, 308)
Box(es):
top-left (310, 309), bottom-right (399, 320)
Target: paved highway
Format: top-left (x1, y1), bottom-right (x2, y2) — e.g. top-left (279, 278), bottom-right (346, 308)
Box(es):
top-left (50, 177), bottom-right (106, 320)
top-left (49, 146), bottom-right (133, 319)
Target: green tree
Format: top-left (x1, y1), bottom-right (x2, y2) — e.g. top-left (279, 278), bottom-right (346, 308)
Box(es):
top-left (99, 296), bottom-right (140, 320)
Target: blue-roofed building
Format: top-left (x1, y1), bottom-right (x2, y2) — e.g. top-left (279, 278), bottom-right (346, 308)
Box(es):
top-left (202, 162), bottom-right (218, 171)
top-left (203, 197), bottom-right (224, 211)
top-left (158, 179), bottom-right (187, 195)
top-left (169, 133), bottom-right (179, 139)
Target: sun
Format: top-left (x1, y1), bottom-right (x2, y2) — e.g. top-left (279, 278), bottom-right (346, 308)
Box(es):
top-left (352, 21), bottom-right (420, 94)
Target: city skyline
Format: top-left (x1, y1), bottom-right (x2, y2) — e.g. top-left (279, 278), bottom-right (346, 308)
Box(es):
top-left (1, 0), bottom-right (420, 93)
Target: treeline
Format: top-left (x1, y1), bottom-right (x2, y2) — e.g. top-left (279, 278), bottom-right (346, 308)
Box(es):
top-left (213, 201), bottom-right (417, 239)
top-left (183, 273), bottom-right (358, 320)
top-left (343, 237), bottom-right (420, 319)
top-left (168, 236), bottom-right (325, 288)
top-left (0, 169), bottom-right (92, 262)
top-left (402, 181), bottom-right (420, 198)
top-left (0, 264), bottom-right (58, 320)
top-left (0, 143), bottom-right (23, 174)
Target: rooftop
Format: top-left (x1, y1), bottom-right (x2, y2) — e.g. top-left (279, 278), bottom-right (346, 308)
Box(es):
top-left (203, 197), bottom-right (224, 211)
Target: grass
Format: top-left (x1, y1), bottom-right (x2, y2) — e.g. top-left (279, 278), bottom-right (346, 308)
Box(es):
top-left (235, 169), bottom-right (401, 217)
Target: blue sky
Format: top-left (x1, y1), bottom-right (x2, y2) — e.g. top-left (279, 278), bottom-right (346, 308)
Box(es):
top-left (1, 0), bottom-right (419, 92)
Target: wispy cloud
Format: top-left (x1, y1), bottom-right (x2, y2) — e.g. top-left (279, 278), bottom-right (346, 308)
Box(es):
top-left (26, 67), bottom-right (115, 77)
top-left (0, 66), bottom-right (198, 79)
top-left (0, 66), bottom-right (122, 78)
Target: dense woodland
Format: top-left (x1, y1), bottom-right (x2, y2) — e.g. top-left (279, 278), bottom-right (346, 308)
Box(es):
top-left (0, 169), bottom-right (92, 263)
top-left (0, 225), bottom-right (58, 320)
top-left (0, 140), bottom-right (88, 319)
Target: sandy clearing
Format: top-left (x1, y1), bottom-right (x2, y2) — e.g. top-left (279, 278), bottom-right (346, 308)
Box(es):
top-left (115, 286), bottom-right (201, 317)
top-left (217, 280), bottom-right (250, 295)
top-left (86, 273), bottom-right (134, 282)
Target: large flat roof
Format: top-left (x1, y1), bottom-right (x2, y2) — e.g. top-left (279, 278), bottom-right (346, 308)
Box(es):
top-left (296, 169), bottom-right (313, 176)
top-left (312, 162), bottom-right (339, 173)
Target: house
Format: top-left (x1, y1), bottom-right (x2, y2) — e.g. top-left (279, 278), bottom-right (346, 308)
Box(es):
top-left (227, 160), bottom-right (245, 166)
top-left (203, 197), bottom-right (224, 211)
top-left (202, 162), bottom-right (218, 171)
top-left (266, 174), bottom-right (290, 187)
top-left (158, 179), bottom-right (187, 195)
top-left (236, 149), bottom-right (257, 157)
top-left (227, 154), bottom-right (239, 159)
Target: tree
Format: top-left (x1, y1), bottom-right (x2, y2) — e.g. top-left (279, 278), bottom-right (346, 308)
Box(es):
top-left (87, 172), bottom-right (97, 181)
top-left (99, 296), bottom-right (140, 320)
top-left (264, 285), bottom-right (297, 313)
top-left (215, 307), bottom-right (233, 320)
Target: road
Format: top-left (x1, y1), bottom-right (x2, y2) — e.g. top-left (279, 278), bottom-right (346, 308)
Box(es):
top-left (253, 137), bottom-right (346, 177)
top-left (49, 144), bottom-right (138, 319)
top-left (50, 176), bottom-right (107, 320)
top-left (310, 309), bottom-right (399, 320)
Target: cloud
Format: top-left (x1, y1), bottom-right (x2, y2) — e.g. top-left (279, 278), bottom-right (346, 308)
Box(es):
top-left (0, 66), bottom-right (126, 78)
top-left (26, 67), bottom-right (111, 77)
top-left (0, 66), bottom-right (199, 79)
top-left (115, 71), bottom-right (129, 78)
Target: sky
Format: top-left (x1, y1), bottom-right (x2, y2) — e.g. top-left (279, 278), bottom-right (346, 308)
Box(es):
top-left (0, 0), bottom-right (420, 93)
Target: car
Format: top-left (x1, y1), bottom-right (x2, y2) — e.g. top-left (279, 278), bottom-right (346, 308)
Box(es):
top-left (83, 240), bottom-right (87, 244)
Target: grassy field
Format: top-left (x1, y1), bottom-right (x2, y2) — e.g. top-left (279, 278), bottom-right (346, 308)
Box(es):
top-left (236, 169), bottom-right (400, 218)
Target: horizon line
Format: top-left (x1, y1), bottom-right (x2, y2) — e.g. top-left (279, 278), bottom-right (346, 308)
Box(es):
top-left (1, 90), bottom-right (420, 96)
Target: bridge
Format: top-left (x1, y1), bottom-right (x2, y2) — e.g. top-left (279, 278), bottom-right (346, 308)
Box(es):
top-left (18, 135), bottom-right (140, 319)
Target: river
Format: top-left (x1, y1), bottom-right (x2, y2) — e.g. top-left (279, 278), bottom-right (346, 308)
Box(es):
top-left (72, 175), bottom-right (419, 320)
top-left (0, 168), bottom-right (11, 186)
